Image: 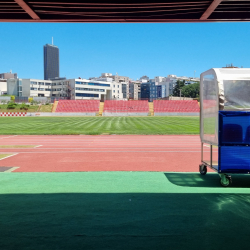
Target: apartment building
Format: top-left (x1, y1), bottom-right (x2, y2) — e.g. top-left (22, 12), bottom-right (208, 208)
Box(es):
top-left (0, 72), bottom-right (17, 80)
top-left (129, 82), bottom-right (141, 100)
top-left (122, 83), bottom-right (129, 99)
top-left (110, 74), bottom-right (129, 83)
top-left (154, 75), bottom-right (199, 95)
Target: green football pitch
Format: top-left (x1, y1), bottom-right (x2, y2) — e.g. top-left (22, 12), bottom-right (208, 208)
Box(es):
top-left (0, 116), bottom-right (199, 135)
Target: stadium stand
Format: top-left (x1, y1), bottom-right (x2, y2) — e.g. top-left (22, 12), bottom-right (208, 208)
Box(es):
top-left (103, 100), bottom-right (149, 116)
top-left (52, 99), bottom-right (199, 116)
top-left (55, 100), bottom-right (100, 115)
top-left (154, 100), bottom-right (200, 116)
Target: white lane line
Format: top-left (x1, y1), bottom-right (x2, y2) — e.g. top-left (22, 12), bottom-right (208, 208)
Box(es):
top-left (203, 145), bottom-right (216, 148)
top-left (0, 153), bottom-right (18, 161)
top-left (0, 147), bottom-right (204, 150)
top-left (4, 167), bottom-right (20, 172)
top-left (30, 146), bottom-right (203, 150)
top-left (0, 138), bottom-right (200, 140)
top-left (34, 145), bottom-right (43, 148)
top-left (0, 137), bottom-right (193, 139)
top-left (2, 137), bottom-right (199, 139)
top-left (0, 135), bottom-right (18, 139)
top-left (0, 150), bottom-right (210, 154)
top-left (0, 141), bottom-right (200, 146)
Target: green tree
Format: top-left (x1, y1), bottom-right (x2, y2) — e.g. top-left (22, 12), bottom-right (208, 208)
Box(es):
top-left (181, 82), bottom-right (200, 98)
top-left (173, 80), bottom-right (185, 97)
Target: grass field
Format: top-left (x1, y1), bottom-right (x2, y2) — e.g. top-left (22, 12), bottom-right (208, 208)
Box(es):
top-left (38, 104), bottom-right (53, 112)
top-left (0, 116), bottom-right (199, 135)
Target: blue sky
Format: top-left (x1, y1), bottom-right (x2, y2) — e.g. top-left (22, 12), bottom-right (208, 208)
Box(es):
top-left (0, 22), bottom-right (249, 80)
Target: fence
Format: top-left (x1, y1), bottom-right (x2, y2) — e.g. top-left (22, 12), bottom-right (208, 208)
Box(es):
top-left (14, 97), bottom-right (29, 103)
top-left (167, 96), bottom-right (193, 101)
top-left (0, 96), bottom-right (11, 102)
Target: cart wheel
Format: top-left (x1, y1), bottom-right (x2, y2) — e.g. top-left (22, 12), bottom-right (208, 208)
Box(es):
top-left (199, 164), bottom-right (207, 175)
top-left (220, 175), bottom-right (232, 187)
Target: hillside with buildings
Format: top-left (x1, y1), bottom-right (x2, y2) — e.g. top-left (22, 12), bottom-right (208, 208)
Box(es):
top-left (1, 71), bottom-right (199, 102)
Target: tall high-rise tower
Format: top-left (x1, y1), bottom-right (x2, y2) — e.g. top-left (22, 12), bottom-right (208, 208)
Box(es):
top-left (43, 40), bottom-right (59, 80)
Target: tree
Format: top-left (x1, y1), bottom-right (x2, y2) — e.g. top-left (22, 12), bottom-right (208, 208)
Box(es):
top-left (173, 80), bottom-right (185, 97)
top-left (181, 82), bottom-right (200, 98)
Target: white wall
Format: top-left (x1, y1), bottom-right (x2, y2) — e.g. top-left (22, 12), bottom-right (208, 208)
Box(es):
top-left (29, 79), bottom-right (52, 97)
top-left (73, 79), bottom-right (112, 100)
top-left (0, 81), bottom-right (7, 95)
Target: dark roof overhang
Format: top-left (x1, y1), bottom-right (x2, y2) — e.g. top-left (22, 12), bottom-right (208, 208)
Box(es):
top-left (1, 1), bottom-right (250, 23)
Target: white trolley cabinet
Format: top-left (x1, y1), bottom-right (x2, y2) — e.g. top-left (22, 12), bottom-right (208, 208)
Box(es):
top-left (200, 68), bottom-right (250, 187)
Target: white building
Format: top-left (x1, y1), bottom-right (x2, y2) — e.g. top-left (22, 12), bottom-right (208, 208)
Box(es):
top-left (139, 75), bottom-right (149, 83)
top-left (0, 80), bottom-right (7, 95)
top-left (129, 82), bottom-right (141, 100)
top-left (101, 73), bottom-right (112, 77)
top-left (69, 78), bottom-right (123, 101)
top-left (90, 73), bottom-right (129, 100)
top-left (154, 75), bottom-right (199, 95)
top-left (0, 71), bottom-right (17, 96)
top-left (8, 78), bottom-right (54, 98)
top-left (154, 76), bottom-right (168, 85)
top-left (7, 78), bottom-right (124, 101)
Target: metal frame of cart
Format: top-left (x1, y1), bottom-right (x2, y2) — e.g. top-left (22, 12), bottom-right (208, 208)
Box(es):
top-left (199, 68), bottom-right (250, 187)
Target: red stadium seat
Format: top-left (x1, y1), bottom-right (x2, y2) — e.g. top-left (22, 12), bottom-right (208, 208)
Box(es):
top-left (104, 100), bottom-right (149, 113)
top-left (153, 100), bottom-right (200, 113)
top-left (55, 100), bottom-right (100, 113)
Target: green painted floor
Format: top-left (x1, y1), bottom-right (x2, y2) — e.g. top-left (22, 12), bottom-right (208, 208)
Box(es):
top-left (1, 172), bottom-right (250, 250)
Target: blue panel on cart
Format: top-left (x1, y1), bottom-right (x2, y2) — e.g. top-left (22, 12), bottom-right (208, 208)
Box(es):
top-left (220, 146), bottom-right (250, 173)
top-left (219, 111), bottom-right (250, 145)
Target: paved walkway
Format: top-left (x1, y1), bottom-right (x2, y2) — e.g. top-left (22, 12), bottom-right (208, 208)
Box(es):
top-left (0, 172), bottom-right (250, 250)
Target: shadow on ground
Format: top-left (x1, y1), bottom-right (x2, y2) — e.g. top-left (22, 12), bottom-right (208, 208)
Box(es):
top-left (165, 173), bottom-right (250, 188)
top-left (1, 192), bottom-right (250, 250)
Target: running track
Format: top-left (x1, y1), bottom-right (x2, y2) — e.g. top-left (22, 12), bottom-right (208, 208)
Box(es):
top-left (0, 135), bottom-right (213, 172)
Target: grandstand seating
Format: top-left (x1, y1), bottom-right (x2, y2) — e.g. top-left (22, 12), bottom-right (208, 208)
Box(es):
top-left (104, 100), bottom-right (149, 113)
top-left (153, 100), bottom-right (200, 112)
top-left (55, 100), bottom-right (100, 112)
top-left (55, 99), bottom-right (199, 114)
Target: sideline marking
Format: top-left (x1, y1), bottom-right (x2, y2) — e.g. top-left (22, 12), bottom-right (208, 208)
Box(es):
top-left (0, 145), bottom-right (38, 149)
top-left (23, 145), bottom-right (203, 150)
top-left (0, 135), bottom-right (18, 139)
top-left (204, 144), bottom-right (218, 148)
top-left (4, 167), bottom-right (20, 172)
top-left (0, 153), bottom-right (18, 161)
top-left (0, 150), bottom-right (209, 154)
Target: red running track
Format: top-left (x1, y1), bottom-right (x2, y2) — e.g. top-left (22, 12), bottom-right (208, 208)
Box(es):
top-left (0, 135), bottom-right (212, 172)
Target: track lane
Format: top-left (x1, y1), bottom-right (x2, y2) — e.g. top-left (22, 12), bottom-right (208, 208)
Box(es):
top-left (0, 135), bottom-right (209, 172)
